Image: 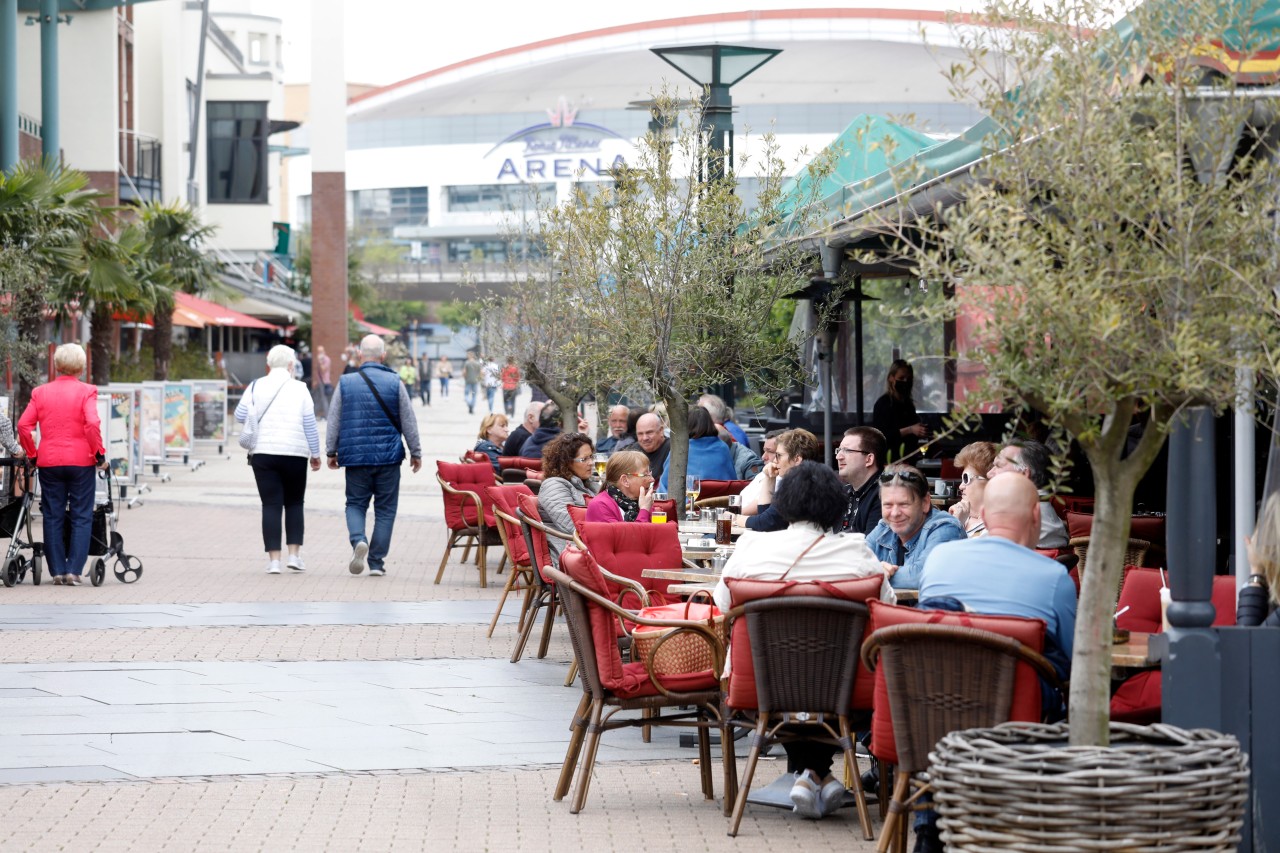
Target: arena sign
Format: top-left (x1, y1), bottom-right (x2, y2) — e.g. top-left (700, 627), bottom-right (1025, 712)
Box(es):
top-left (487, 97), bottom-right (630, 181)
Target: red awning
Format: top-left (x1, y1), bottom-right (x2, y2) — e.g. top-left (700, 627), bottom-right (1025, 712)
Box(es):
top-left (113, 308), bottom-right (204, 329)
top-left (175, 292), bottom-right (278, 330)
top-left (349, 302), bottom-right (399, 337)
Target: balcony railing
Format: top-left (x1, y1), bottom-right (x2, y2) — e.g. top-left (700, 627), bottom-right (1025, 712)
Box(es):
top-left (119, 131), bottom-right (161, 205)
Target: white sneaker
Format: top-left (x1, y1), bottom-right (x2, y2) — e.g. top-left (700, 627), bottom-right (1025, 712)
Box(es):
top-left (266, 560), bottom-right (281, 574)
top-left (369, 567), bottom-right (385, 577)
top-left (789, 770), bottom-right (824, 820)
top-left (286, 554), bottom-right (305, 572)
top-left (348, 542), bottom-right (369, 575)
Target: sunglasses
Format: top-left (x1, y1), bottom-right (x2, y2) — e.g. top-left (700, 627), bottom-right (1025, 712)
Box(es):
top-left (880, 469), bottom-right (927, 486)
top-left (961, 471), bottom-right (988, 485)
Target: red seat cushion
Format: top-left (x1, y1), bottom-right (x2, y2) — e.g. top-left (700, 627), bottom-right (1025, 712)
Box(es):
top-left (560, 547), bottom-right (716, 698)
top-left (463, 450), bottom-right (491, 466)
top-left (696, 479), bottom-right (752, 501)
top-left (1116, 567), bottom-right (1164, 633)
top-left (437, 460), bottom-right (499, 529)
top-left (865, 600), bottom-right (1048, 767)
top-left (485, 484), bottom-right (533, 567)
top-left (725, 575), bottom-right (884, 711)
top-left (499, 456), bottom-right (543, 472)
top-left (517, 492), bottom-right (555, 581)
top-left (566, 504), bottom-right (588, 537)
top-left (579, 521), bottom-right (683, 598)
top-left (1211, 575), bottom-right (1237, 625)
top-left (1111, 669), bottom-right (1162, 724)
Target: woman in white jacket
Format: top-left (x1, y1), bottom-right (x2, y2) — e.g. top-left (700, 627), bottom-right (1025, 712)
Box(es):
top-left (235, 345), bottom-right (321, 574)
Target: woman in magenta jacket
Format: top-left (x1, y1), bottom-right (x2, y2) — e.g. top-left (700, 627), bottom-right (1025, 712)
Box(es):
top-left (18, 343), bottom-right (107, 585)
top-left (585, 450), bottom-right (655, 523)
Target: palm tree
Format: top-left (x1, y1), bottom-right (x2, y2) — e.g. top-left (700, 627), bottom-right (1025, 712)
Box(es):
top-left (137, 203), bottom-right (218, 380)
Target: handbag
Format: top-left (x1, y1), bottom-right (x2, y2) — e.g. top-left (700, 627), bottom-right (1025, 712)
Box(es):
top-left (631, 600), bottom-right (725, 676)
top-left (239, 380), bottom-right (285, 456)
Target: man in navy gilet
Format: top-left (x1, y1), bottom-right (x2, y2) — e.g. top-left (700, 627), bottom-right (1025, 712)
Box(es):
top-left (326, 335), bottom-right (422, 576)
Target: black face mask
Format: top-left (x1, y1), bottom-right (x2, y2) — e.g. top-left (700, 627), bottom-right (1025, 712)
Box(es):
top-left (894, 379), bottom-right (912, 396)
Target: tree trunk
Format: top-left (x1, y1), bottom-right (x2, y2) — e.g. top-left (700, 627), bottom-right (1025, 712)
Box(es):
top-left (1068, 458), bottom-right (1137, 747)
top-left (523, 361), bottom-right (576, 429)
top-left (89, 303), bottom-right (114, 386)
top-left (663, 393), bottom-right (690, 520)
top-left (153, 298), bottom-right (174, 381)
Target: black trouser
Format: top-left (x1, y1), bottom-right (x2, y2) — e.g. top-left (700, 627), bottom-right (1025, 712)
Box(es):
top-left (784, 738), bottom-right (839, 778)
top-left (251, 454), bottom-right (308, 551)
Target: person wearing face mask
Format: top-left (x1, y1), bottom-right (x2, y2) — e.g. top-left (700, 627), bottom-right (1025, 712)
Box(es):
top-left (872, 359), bottom-right (929, 462)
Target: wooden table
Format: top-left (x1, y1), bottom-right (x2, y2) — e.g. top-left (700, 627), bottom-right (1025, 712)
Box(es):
top-left (643, 566), bottom-right (720, 584)
top-left (1111, 632), bottom-right (1159, 669)
top-left (667, 581), bottom-right (716, 597)
top-left (894, 588), bottom-right (919, 602)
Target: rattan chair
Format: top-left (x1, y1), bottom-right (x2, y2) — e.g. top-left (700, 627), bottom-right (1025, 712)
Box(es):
top-left (547, 556), bottom-right (733, 815)
top-left (860, 623), bottom-right (1064, 853)
top-left (726, 596), bottom-right (874, 839)
top-left (485, 484), bottom-right (535, 638)
top-left (510, 494), bottom-right (575, 664)
top-left (1070, 535), bottom-right (1150, 576)
top-left (434, 460), bottom-right (506, 588)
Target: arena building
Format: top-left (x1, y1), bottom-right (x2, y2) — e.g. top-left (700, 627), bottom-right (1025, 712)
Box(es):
top-left (286, 8), bottom-right (990, 300)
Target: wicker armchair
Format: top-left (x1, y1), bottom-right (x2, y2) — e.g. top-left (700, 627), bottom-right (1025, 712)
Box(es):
top-left (434, 460), bottom-right (506, 588)
top-left (484, 484), bottom-right (535, 638)
top-left (860, 622), bottom-right (1064, 853)
top-left (547, 554), bottom-right (733, 815)
top-left (726, 596), bottom-right (875, 839)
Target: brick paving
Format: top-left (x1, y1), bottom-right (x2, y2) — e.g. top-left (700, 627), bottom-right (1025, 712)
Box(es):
top-left (0, 386), bottom-right (883, 852)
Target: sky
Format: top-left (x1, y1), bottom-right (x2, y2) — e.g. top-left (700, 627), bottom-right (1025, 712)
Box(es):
top-left (249, 0), bottom-right (974, 87)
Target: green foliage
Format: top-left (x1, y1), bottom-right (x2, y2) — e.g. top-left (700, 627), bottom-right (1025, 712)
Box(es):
top-left (438, 299), bottom-right (481, 332)
top-left (361, 299), bottom-right (427, 332)
top-left (111, 342), bottom-right (222, 383)
top-left (871, 0), bottom-right (1280, 745)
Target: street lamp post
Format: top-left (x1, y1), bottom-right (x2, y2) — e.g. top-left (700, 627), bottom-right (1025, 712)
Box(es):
top-left (649, 44), bottom-right (780, 182)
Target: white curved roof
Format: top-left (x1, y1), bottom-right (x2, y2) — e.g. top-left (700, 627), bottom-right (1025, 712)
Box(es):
top-left (348, 9), bottom-right (982, 122)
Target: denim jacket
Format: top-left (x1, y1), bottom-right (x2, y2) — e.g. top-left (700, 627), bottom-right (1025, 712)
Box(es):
top-left (864, 507), bottom-right (966, 590)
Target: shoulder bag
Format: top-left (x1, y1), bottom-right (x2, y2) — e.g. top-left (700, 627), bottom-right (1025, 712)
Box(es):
top-left (239, 379), bottom-right (285, 457)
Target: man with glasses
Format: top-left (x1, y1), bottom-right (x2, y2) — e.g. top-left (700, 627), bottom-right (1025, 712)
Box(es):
top-left (835, 426), bottom-right (886, 535)
top-left (864, 464), bottom-right (966, 590)
top-left (991, 440), bottom-right (1070, 549)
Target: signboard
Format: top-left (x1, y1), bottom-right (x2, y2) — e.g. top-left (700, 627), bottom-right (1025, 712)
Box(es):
top-left (487, 96), bottom-right (630, 182)
top-left (162, 382), bottom-right (193, 455)
top-left (139, 383), bottom-right (165, 464)
top-left (103, 387), bottom-right (135, 485)
top-left (191, 380), bottom-right (228, 444)
top-left (95, 393), bottom-right (112, 503)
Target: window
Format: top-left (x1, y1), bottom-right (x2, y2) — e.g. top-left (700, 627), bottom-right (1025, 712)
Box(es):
top-left (351, 186), bottom-right (429, 235)
top-left (275, 35), bottom-right (283, 68)
top-left (207, 101), bottom-right (268, 204)
top-left (446, 183), bottom-right (554, 213)
top-left (248, 33), bottom-right (267, 65)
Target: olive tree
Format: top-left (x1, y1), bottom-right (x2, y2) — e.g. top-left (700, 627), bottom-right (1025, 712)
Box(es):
top-left (877, 0), bottom-right (1280, 744)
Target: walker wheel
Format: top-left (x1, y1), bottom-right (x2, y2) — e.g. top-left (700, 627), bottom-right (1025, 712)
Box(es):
top-left (91, 558), bottom-right (106, 587)
top-left (113, 555), bottom-right (142, 584)
top-left (30, 556), bottom-right (40, 586)
top-left (2, 557), bottom-right (18, 588)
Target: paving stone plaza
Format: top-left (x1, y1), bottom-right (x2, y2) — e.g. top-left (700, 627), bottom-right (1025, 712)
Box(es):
top-left (0, 388), bottom-right (880, 851)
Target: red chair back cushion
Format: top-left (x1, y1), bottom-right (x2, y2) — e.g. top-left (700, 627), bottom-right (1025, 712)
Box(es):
top-left (437, 460), bottom-right (498, 529)
top-left (1116, 567), bottom-right (1163, 633)
top-left (485, 484), bottom-right (533, 567)
top-left (696, 479), bottom-right (753, 501)
top-left (517, 492), bottom-right (555, 581)
top-left (560, 547), bottom-right (715, 699)
top-left (499, 456), bottom-right (543, 472)
top-left (652, 498), bottom-right (677, 520)
top-left (865, 599), bottom-right (1047, 767)
top-left (567, 504), bottom-right (588, 537)
top-left (1211, 575), bottom-right (1237, 626)
top-left (578, 521), bottom-right (682, 596)
top-left (463, 450), bottom-right (491, 466)
top-left (725, 574), bottom-right (885, 711)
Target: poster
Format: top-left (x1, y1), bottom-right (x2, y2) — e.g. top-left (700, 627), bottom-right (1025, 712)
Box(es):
top-left (0, 395), bottom-right (10, 496)
top-left (162, 382), bottom-right (193, 454)
top-left (104, 388), bottom-right (134, 483)
top-left (140, 383), bottom-right (165, 464)
top-left (191, 380), bottom-right (227, 443)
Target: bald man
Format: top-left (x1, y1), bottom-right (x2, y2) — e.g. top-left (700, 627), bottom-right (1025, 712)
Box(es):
top-left (635, 413), bottom-right (670, 477)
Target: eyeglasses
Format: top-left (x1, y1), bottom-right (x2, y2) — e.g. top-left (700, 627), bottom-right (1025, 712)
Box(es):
top-left (836, 447), bottom-right (869, 457)
top-left (961, 471), bottom-right (988, 485)
top-left (626, 470), bottom-right (653, 479)
top-left (573, 456), bottom-right (594, 464)
top-left (880, 469), bottom-right (927, 487)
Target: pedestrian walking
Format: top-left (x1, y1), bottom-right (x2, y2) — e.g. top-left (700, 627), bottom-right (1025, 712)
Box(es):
top-left (500, 356), bottom-right (521, 418)
top-left (16, 343), bottom-right (107, 585)
top-left (481, 355), bottom-right (500, 412)
top-left (326, 335), bottom-right (422, 577)
top-left (235, 345), bottom-right (321, 575)
top-left (314, 344), bottom-right (333, 418)
top-left (462, 352), bottom-right (482, 414)
top-left (435, 355), bottom-right (453, 397)
top-left (398, 358), bottom-right (419, 403)
top-left (417, 354), bottom-right (432, 406)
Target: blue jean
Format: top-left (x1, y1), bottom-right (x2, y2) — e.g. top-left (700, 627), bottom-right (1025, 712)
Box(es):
top-left (344, 464), bottom-right (401, 571)
top-left (464, 382), bottom-right (478, 411)
top-left (40, 465), bottom-right (97, 577)
top-left (484, 385), bottom-right (497, 411)
top-left (438, 377), bottom-right (449, 396)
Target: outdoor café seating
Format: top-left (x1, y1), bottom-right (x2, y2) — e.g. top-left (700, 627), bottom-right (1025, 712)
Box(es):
top-left (577, 521), bottom-right (693, 604)
top-left (547, 552), bottom-right (733, 816)
top-left (484, 484), bottom-right (535, 638)
top-left (510, 493), bottom-right (573, 664)
top-left (692, 479), bottom-right (753, 510)
top-left (860, 603), bottom-right (1063, 853)
top-left (500, 456), bottom-right (542, 483)
top-left (434, 460), bottom-right (505, 588)
top-left (725, 596), bottom-right (875, 840)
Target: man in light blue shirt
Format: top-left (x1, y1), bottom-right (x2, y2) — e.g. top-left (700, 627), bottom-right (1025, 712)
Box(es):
top-left (864, 464), bottom-right (966, 590)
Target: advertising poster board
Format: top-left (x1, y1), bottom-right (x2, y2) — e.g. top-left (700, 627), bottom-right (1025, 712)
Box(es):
top-left (96, 393), bottom-right (112, 503)
top-left (162, 382), bottom-right (193, 456)
top-left (140, 383), bottom-right (165, 464)
top-left (0, 395), bottom-right (10, 496)
top-left (191, 380), bottom-right (227, 446)
top-left (104, 386), bottom-right (135, 485)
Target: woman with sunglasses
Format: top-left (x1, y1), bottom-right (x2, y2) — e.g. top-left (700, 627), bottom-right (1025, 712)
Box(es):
top-left (585, 450), bottom-right (655, 523)
top-left (864, 463), bottom-right (966, 589)
top-left (949, 441), bottom-right (998, 537)
top-left (537, 433), bottom-right (599, 563)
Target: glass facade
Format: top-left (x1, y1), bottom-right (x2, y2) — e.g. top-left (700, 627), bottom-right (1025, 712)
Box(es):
top-left (446, 183), bottom-right (555, 213)
top-left (351, 187), bottom-right (429, 235)
top-left (207, 101), bottom-right (268, 204)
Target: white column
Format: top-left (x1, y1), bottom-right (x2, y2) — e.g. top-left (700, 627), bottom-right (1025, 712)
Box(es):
top-left (310, 1), bottom-right (345, 173)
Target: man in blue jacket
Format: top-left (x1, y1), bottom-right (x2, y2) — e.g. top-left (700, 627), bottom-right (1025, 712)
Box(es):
top-left (326, 335), bottom-right (422, 577)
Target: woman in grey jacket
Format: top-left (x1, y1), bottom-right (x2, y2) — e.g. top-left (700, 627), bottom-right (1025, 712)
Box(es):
top-left (536, 432), bottom-right (598, 564)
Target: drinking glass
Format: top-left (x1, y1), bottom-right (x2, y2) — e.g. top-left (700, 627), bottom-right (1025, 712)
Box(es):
top-left (593, 453), bottom-right (608, 480)
top-left (651, 510), bottom-right (668, 524)
top-left (685, 475), bottom-right (701, 514)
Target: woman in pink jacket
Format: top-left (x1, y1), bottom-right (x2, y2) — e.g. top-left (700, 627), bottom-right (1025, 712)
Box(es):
top-left (18, 344), bottom-right (106, 585)
top-left (585, 450), bottom-right (655, 523)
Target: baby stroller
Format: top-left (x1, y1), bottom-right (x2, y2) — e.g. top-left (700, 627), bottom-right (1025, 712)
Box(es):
top-left (0, 458), bottom-right (43, 587)
top-left (80, 469), bottom-right (143, 586)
